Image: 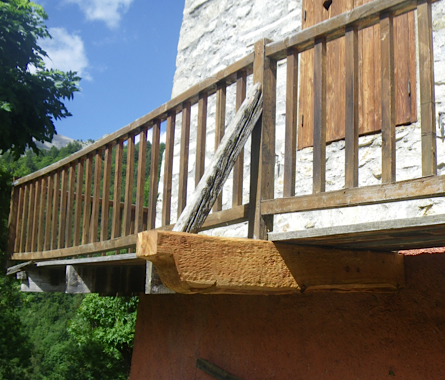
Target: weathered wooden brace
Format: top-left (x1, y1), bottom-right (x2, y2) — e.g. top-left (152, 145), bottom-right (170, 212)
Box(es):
top-left (137, 230), bottom-right (405, 294)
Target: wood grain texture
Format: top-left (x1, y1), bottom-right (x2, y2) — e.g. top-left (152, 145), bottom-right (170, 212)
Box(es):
top-left (214, 81), bottom-right (226, 212)
top-left (90, 150), bottom-right (103, 243)
top-left (26, 181), bottom-right (35, 252)
top-left (148, 120), bottom-right (161, 230)
top-left (162, 113), bottom-right (175, 226)
top-left (135, 128), bottom-right (148, 233)
top-left (58, 168), bottom-right (68, 249)
top-left (137, 230), bottom-right (404, 294)
top-left (44, 175), bottom-right (53, 250)
top-left (73, 159), bottom-right (84, 246)
top-left (51, 172), bottom-right (60, 250)
top-left (20, 184), bottom-right (29, 253)
top-left (233, 71), bottom-right (246, 206)
top-left (345, 25), bottom-right (359, 188)
top-left (100, 146), bottom-right (113, 241)
top-left (178, 102), bottom-right (191, 217)
top-left (173, 82), bottom-right (262, 233)
top-left (65, 165), bottom-right (75, 248)
top-left (196, 93), bottom-right (207, 186)
top-left (284, 48), bottom-right (298, 197)
top-left (13, 185), bottom-right (24, 253)
top-left (123, 136), bottom-right (135, 236)
top-left (313, 37), bottom-right (327, 193)
top-left (111, 141), bottom-right (123, 239)
top-left (31, 179), bottom-right (40, 252)
top-left (82, 156), bottom-right (93, 244)
top-left (417, 0), bottom-right (437, 176)
top-left (36, 178), bottom-right (46, 251)
top-left (261, 174), bottom-right (445, 215)
top-left (380, 12), bottom-right (396, 183)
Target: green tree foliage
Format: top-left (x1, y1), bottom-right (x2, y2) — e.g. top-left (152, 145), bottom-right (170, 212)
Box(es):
top-left (0, 0), bottom-right (80, 158)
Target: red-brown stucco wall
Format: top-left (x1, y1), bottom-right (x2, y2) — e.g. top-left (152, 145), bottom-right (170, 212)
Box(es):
top-left (130, 253), bottom-right (445, 379)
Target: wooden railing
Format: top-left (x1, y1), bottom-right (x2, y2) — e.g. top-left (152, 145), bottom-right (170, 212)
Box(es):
top-left (7, 0), bottom-right (441, 260)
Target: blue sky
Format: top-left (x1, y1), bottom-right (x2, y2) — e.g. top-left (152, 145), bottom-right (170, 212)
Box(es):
top-left (35, 0), bottom-right (185, 142)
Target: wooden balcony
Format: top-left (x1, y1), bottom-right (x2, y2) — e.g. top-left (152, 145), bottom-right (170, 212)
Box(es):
top-left (7, 0), bottom-right (443, 295)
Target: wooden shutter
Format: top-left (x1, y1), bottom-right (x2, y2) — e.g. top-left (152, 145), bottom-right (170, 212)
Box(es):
top-left (298, 0), bottom-right (417, 149)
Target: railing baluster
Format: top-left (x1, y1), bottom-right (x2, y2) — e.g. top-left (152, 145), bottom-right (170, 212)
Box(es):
top-left (148, 120), bottom-right (161, 230)
top-left (178, 102), bottom-right (191, 217)
top-left (214, 81), bottom-right (226, 212)
top-left (20, 184), bottom-right (29, 253)
top-left (44, 175), bottom-right (53, 251)
top-left (90, 150), bottom-right (103, 243)
top-left (162, 112), bottom-right (176, 226)
top-left (345, 25), bottom-right (359, 188)
top-left (14, 185), bottom-right (24, 253)
top-left (65, 164), bottom-right (75, 248)
top-left (51, 171), bottom-right (60, 249)
top-left (123, 135), bottom-right (135, 236)
top-left (7, 184), bottom-right (20, 255)
top-left (233, 71), bottom-right (246, 206)
top-left (101, 145), bottom-right (113, 242)
top-left (82, 155), bottom-right (93, 245)
top-left (112, 140), bottom-right (124, 239)
top-left (30, 179), bottom-right (40, 252)
top-left (381, 12), bottom-right (396, 183)
top-left (313, 37), bottom-right (327, 194)
top-left (25, 181), bottom-right (35, 252)
top-left (58, 168), bottom-right (68, 249)
top-left (37, 177), bottom-right (46, 251)
top-left (135, 128), bottom-right (148, 233)
top-left (284, 48), bottom-right (298, 197)
top-left (196, 93), bottom-right (207, 186)
top-left (417, 0), bottom-right (437, 176)
top-left (73, 158), bottom-right (84, 247)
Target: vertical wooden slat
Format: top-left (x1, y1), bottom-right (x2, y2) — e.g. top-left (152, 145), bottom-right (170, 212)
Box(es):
top-left (30, 179), bottom-right (40, 252)
top-left (248, 38), bottom-right (276, 240)
top-left (196, 93), bottom-right (207, 187)
top-left (82, 155), bottom-right (93, 244)
top-left (147, 120), bottom-right (161, 230)
top-left (58, 168), bottom-right (68, 249)
top-left (148, 120), bottom-right (161, 230)
top-left (284, 48), bottom-right (298, 197)
top-left (51, 171), bottom-right (60, 249)
top-left (313, 37), bottom-right (327, 194)
top-left (380, 12), bottom-right (396, 184)
top-left (135, 128), bottom-right (148, 233)
top-left (37, 176), bottom-right (46, 251)
top-left (7, 184), bottom-right (20, 255)
top-left (25, 181), bottom-right (35, 252)
top-left (13, 185), bottom-right (24, 253)
top-left (73, 159), bottom-right (84, 247)
top-left (345, 25), bottom-right (359, 189)
top-left (20, 184), bottom-right (30, 253)
top-left (44, 175), bottom-right (53, 251)
top-left (100, 145), bottom-right (113, 241)
top-left (123, 136), bottom-right (135, 236)
top-left (233, 71), bottom-right (246, 206)
top-left (178, 102), bottom-right (191, 218)
top-left (162, 112), bottom-right (176, 226)
top-left (418, 0), bottom-right (437, 176)
top-left (65, 164), bottom-right (75, 248)
top-left (214, 81), bottom-right (226, 212)
top-left (112, 140), bottom-right (124, 238)
top-left (90, 150), bottom-right (103, 243)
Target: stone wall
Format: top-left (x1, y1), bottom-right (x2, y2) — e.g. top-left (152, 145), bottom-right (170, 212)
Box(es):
top-left (156, 0), bottom-right (445, 237)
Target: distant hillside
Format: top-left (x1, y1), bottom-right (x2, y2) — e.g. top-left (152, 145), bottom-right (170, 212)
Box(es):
top-left (34, 134), bottom-right (94, 151)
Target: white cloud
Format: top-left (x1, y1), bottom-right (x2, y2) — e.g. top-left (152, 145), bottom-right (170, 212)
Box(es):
top-left (66, 0), bottom-right (134, 29)
top-left (40, 27), bottom-right (91, 80)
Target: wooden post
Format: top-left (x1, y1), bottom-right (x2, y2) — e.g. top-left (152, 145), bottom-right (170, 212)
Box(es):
top-left (26, 181), bottom-right (35, 252)
top-left (162, 112), bottom-right (175, 226)
top-left (313, 37), bottom-right (327, 193)
top-left (135, 128), bottom-right (148, 233)
top-left (14, 185), bottom-right (24, 253)
top-left (65, 164), bottom-right (75, 248)
top-left (214, 81), bottom-right (226, 212)
top-left (7, 184), bottom-right (19, 256)
top-left (178, 102), bottom-right (191, 217)
top-left (73, 158), bottom-right (84, 247)
top-left (100, 145), bottom-right (113, 242)
top-left (111, 140), bottom-right (124, 239)
top-left (196, 93), bottom-right (207, 187)
top-left (44, 175), bottom-right (53, 250)
top-left (284, 48), bottom-right (298, 197)
top-left (58, 168), bottom-right (68, 248)
top-left (345, 25), bottom-right (359, 188)
top-left (90, 150), bottom-right (103, 243)
top-left (148, 120), bottom-right (161, 230)
top-left (248, 38), bottom-right (276, 240)
top-left (31, 179), bottom-right (40, 251)
top-left (20, 184), bottom-right (29, 253)
top-left (233, 70), bottom-right (246, 207)
top-left (82, 155), bottom-right (93, 244)
top-left (417, 0), bottom-right (437, 177)
top-left (381, 12), bottom-right (396, 183)
top-left (123, 136), bottom-right (135, 236)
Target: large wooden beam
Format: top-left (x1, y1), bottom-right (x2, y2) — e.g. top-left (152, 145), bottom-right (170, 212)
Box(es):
top-left (137, 230), bottom-right (404, 294)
